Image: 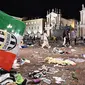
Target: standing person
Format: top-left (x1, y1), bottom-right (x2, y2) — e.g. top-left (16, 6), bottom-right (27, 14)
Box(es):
top-left (42, 30), bottom-right (50, 48)
top-left (66, 30), bottom-right (71, 46)
top-left (70, 29), bottom-right (77, 45)
top-left (62, 30), bottom-right (66, 47)
top-left (37, 31), bottom-right (41, 40)
top-left (37, 31), bottom-right (41, 46)
top-left (40, 34), bottom-right (43, 46)
top-left (30, 31), bottom-right (35, 44)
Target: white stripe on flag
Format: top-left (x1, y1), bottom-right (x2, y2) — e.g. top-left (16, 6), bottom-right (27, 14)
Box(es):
top-left (11, 38), bottom-right (16, 42)
top-left (0, 35), bottom-right (5, 38)
top-left (0, 41), bottom-right (3, 44)
top-left (8, 44), bottom-right (15, 48)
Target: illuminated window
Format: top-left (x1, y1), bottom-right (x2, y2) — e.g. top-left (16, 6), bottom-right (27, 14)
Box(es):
top-left (34, 21), bottom-right (36, 24)
top-left (31, 22), bottom-right (33, 24)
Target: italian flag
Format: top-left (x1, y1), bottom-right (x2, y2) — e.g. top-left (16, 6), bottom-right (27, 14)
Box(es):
top-left (0, 11), bottom-right (26, 71)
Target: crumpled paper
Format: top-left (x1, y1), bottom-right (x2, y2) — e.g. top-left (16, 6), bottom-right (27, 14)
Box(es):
top-left (53, 76), bottom-right (65, 84)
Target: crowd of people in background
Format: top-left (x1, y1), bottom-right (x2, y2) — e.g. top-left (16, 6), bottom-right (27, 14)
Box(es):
top-left (23, 28), bottom-right (78, 49)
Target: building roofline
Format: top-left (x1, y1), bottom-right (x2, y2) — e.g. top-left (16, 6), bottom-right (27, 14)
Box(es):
top-left (24, 18), bottom-right (45, 22)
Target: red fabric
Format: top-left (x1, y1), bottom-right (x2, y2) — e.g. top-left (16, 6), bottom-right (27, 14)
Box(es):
top-left (0, 50), bottom-right (16, 71)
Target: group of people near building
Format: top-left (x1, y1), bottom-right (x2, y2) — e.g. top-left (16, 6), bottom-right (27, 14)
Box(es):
top-left (41, 28), bottom-right (77, 49)
top-left (23, 28), bottom-right (77, 48)
top-left (23, 31), bottom-right (41, 45)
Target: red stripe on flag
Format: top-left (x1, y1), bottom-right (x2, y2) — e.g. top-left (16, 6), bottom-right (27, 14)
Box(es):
top-left (0, 50), bottom-right (16, 71)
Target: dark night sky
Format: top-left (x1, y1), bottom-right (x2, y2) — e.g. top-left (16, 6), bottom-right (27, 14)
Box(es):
top-left (0, 0), bottom-right (85, 20)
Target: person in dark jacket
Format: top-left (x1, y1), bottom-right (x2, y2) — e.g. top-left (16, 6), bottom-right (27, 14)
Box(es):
top-left (66, 30), bottom-right (70, 46)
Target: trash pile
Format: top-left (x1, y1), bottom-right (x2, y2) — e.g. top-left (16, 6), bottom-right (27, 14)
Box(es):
top-left (53, 76), bottom-right (65, 84)
top-left (27, 64), bottom-right (66, 84)
top-left (27, 65), bottom-right (53, 84)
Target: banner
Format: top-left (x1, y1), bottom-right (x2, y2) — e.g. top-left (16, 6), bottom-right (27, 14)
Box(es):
top-left (0, 11), bottom-right (26, 71)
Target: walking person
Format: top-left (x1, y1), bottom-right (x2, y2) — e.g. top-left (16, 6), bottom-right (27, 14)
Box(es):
top-left (30, 31), bottom-right (35, 44)
top-left (62, 30), bottom-right (66, 47)
top-left (37, 31), bottom-right (41, 46)
top-left (41, 30), bottom-right (51, 48)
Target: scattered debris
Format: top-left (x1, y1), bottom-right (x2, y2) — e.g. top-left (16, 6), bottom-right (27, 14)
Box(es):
top-left (41, 78), bottom-right (51, 84)
top-left (74, 54), bottom-right (78, 57)
top-left (52, 47), bottom-right (64, 54)
top-left (71, 49), bottom-right (76, 52)
top-left (82, 54), bottom-right (85, 58)
top-left (17, 58), bottom-right (30, 65)
top-left (44, 57), bottom-right (76, 65)
top-left (15, 73), bottom-right (24, 85)
top-left (21, 45), bottom-right (28, 48)
top-left (65, 51), bottom-right (71, 54)
top-left (64, 59), bottom-right (76, 65)
top-left (71, 72), bottom-right (78, 80)
top-left (69, 58), bottom-right (85, 63)
top-left (27, 79), bottom-right (41, 84)
top-left (41, 65), bottom-right (48, 71)
top-left (47, 67), bottom-right (59, 74)
top-left (53, 76), bottom-right (65, 84)
top-left (69, 45), bottom-right (72, 48)
top-left (28, 69), bottom-right (46, 79)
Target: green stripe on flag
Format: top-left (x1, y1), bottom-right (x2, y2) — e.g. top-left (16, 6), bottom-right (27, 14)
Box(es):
top-left (0, 11), bottom-right (26, 36)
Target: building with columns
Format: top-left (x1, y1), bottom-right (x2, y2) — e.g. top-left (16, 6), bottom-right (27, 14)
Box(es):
top-left (79, 4), bottom-right (85, 38)
top-left (45, 8), bottom-right (77, 37)
top-left (22, 8), bottom-right (78, 38)
top-left (24, 18), bottom-right (46, 36)
top-left (46, 9), bottom-right (61, 27)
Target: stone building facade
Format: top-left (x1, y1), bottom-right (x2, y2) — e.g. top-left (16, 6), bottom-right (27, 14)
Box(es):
top-left (79, 4), bottom-right (85, 38)
top-left (45, 9), bottom-right (77, 37)
top-left (24, 18), bottom-right (45, 35)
